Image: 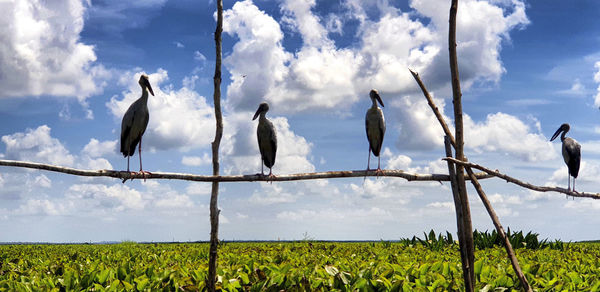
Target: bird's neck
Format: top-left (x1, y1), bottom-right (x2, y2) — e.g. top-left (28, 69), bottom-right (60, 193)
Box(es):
top-left (561, 132), bottom-right (567, 141)
top-left (140, 88), bottom-right (149, 101)
top-left (370, 99), bottom-right (378, 109)
top-left (259, 113), bottom-right (267, 121)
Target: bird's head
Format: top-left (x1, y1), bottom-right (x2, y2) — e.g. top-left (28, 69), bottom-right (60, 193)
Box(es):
top-left (370, 89), bottom-right (384, 107)
top-left (550, 123), bottom-right (570, 141)
top-left (139, 74), bottom-right (155, 96)
top-left (253, 102), bottom-right (269, 120)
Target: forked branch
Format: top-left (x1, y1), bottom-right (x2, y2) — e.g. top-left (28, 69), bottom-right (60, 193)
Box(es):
top-left (444, 157), bottom-right (600, 199)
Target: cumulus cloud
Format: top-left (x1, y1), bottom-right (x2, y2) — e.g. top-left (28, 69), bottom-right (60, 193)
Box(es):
top-left (276, 207), bottom-right (393, 224)
top-left (223, 0), bottom-right (528, 112)
top-left (1, 125), bottom-right (75, 166)
top-left (106, 69), bottom-right (215, 151)
top-left (82, 138), bottom-right (118, 158)
top-left (181, 154), bottom-right (211, 167)
top-left (0, 0), bottom-right (108, 104)
top-left (464, 113), bottom-right (555, 162)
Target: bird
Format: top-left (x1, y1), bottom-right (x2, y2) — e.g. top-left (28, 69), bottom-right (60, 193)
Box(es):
top-left (120, 74), bottom-right (154, 179)
top-left (550, 123), bottom-right (581, 194)
top-left (253, 102), bottom-right (277, 179)
top-left (365, 89), bottom-right (385, 175)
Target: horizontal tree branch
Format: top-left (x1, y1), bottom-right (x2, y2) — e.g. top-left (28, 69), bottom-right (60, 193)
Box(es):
top-left (0, 159), bottom-right (493, 183)
top-left (444, 157), bottom-right (600, 199)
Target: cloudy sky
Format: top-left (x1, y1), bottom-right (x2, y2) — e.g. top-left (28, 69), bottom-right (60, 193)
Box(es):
top-left (1, 0), bottom-right (600, 242)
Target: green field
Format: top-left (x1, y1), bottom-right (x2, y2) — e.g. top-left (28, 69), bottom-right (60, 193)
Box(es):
top-left (1, 241), bottom-right (599, 291)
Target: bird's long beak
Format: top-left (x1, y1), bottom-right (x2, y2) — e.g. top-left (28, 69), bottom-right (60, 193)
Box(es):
top-left (550, 127), bottom-right (562, 141)
top-left (146, 81), bottom-right (155, 96)
top-left (252, 108), bottom-right (261, 120)
top-left (375, 92), bottom-right (384, 107)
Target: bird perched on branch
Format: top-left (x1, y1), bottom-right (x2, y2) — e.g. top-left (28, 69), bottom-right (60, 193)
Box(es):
top-left (550, 123), bottom-right (581, 194)
top-left (365, 89), bottom-right (385, 175)
top-left (120, 74), bottom-right (154, 179)
top-left (253, 102), bottom-right (277, 179)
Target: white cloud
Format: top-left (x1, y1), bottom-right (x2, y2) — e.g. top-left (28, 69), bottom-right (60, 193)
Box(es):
top-left (223, 0), bottom-right (531, 153)
top-left (594, 61), bottom-right (600, 108)
top-left (0, 0), bottom-right (108, 104)
top-left (86, 0), bottom-right (168, 35)
top-left (66, 184), bottom-right (145, 211)
top-left (464, 113), bottom-right (555, 162)
top-left (82, 139), bottom-right (118, 158)
top-left (174, 41), bottom-right (185, 48)
top-left (194, 51), bottom-right (207, 62)
top-left (181, 154), bottom-right (211, 166)
top-left (276, 207), bottom-right (393, 223)
top-left (14, 199), bottom-right (65, 216)
top-left (107, 69), bottom-right (215, 151)
top-left (33, 174), bottom-right (52, 189)
top-left (1, 125), bottom-right (75, 166)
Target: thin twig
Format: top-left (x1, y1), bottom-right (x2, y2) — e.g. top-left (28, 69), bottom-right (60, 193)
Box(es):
top-left (0, 159), bottom-right (493, 183)
top-left (409, 69), bottom-right (456, 148)
top-left (464, 166), bottom-right (532, 292)
top-left (444, 157), bottom-right (600, 199)
top-left (208, 0), bottom-right (224, 290)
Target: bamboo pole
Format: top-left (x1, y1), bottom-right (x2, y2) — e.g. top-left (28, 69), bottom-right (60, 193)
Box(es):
top-left (208, 0), bottom-right (223, 290)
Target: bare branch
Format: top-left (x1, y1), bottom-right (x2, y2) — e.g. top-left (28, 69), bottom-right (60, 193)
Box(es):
top-left (0, 159), bottom-right (494, 183)
top-left (448, 0), bottom-right (475, 290)
top-left (464, 166), bottom-right (532, 292)
top-left (409, 69), bottom-right (456, 148)
top-left (444, 157), bottom-right (600, 199)
top-left (208, 0), bottom-right (224, 290)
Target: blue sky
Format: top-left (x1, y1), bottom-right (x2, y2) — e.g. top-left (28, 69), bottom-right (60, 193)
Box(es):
top-left (1, 0), bottom-right (600, 242)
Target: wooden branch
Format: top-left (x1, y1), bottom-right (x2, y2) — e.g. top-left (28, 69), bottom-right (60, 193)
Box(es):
top-left (208, 1), bottom-right (223, 290)
top-left (409, 69), bottom-right (456, 148)
top-left (444, 157), bottom-right (600, 199)
top-left (464, 166), bottom-right (532, 292)
top-left (444, 136), bottom-right (470, 290)
top-left (448, 1), bottom-right (475, 290)
top-left (0, 159), bottom-right (493, 183)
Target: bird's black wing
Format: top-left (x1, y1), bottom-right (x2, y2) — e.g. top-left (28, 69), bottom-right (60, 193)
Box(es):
top-left (120, 106), bottom-right (136, 157)
top-left (565, 139), bottom-right (581, 178)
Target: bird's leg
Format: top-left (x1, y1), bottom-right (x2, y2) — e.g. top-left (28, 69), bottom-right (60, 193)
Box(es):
top-left (375, 156), bottom-right (384, 178)
top-left (267, 167), bottom-right (276, 184)
top-left (365, 148), bottom-right (372, 182)
top-left (121, 156), bottom-right (137, 183)
top-left (573, 178), bottom-right (576, 197)
top-left (138, 138), bottom-right (151, 181)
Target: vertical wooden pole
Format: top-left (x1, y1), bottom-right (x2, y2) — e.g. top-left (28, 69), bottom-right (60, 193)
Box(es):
top-left (448, 0), bottom-right (475, 290)
top-left (208, 0), bottom-right (223, 291)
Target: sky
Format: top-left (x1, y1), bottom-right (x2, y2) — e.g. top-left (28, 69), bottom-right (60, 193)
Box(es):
top-left (0, 0), bottom-right (600, 242)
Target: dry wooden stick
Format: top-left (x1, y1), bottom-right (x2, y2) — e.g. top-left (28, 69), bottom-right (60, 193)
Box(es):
top-left (464, 166), bottom-right (532, 292)
top-left (0, 159), bottom-right (493, 183)
top-left (444, 157), bottom-right (600, 199)
top-left (448, 0), bottom-right (475, 290)
top-left (208, 0), bottom-right (223, 290)
top-left (409, 69), bottom-right (456, 148)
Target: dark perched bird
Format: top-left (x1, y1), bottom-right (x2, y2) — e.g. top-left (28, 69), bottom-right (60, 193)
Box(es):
top-left (550, 123), bottom-right (581, 194)
top-left (365, 89), bottom-right (385, 174)
top-left (253, 102), bottom-right (277, 178)
top-left (120, 74), bottom-right (154, 176)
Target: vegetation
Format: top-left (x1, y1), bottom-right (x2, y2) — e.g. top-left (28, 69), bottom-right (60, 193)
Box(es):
top-left (0, 237), bottom-right (597, 291)
top-left (399, 229), bottom-right (568, 251)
